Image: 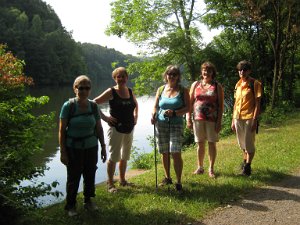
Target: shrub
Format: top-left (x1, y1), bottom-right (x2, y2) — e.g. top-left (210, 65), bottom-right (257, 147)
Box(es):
top-left (0, 44), bottom-right (58, 224)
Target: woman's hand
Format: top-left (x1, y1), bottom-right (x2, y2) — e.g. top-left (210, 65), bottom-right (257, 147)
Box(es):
top-left (101, 145), bottom-right (107, 163)
top-left (151, 112), bottom-right (156, 125)
top-left (251, 119), bottom-right (257, 132)
top-left (60, 149), bottom-right (69, 166)
top-left (186, 119), bottom-right (193, 130)
top-left (105, 115), bottom-right (117, 126)
top-left (215, 121), bottom-right (222, 133)
top-left (231, 120), bottom-right (236, 133)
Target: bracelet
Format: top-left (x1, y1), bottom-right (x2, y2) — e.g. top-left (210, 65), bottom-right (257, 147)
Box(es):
top-left (173, 110), bottom-right (176, 117)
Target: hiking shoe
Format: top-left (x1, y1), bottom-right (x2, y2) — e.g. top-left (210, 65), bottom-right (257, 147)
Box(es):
top-left (84, 201), bottom-right (99, 211)
top-left (240, 161), bottom-right (246, 170)
top-left (242, 163), bottom-right (251, 176)
top-left (66, 208), bottom-right (78, 217)
top-left (159, 177), bottom-right (173, 186)
top-left (208, 170), bottom-right (216, 178)
top-left (175, 183), bottom-right (183, 192)
top-left (193, 167), bottom-right (204, 175)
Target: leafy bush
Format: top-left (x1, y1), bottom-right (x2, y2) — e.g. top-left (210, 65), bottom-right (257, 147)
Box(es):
top-left (260, 100), bottom-right (296, 125)
top-left (130, 146), bottom-right (155, 170)
top-left (0, 44), bottom-right (58, 224)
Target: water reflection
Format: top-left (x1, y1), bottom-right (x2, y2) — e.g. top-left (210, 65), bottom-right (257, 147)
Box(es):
top-left (29, 84), bottom-right (155, 205)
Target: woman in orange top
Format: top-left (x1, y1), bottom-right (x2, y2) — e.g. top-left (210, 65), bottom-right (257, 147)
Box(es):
top-left (231, 60), bottom-right (262, 176)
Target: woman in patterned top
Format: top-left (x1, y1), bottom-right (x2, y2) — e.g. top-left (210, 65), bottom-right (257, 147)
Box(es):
top-left (187, 62), bottom-right (224, 178)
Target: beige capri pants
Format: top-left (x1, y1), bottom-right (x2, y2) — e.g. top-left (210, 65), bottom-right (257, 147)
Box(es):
top-left (107, 126), bottom-right (134, 162)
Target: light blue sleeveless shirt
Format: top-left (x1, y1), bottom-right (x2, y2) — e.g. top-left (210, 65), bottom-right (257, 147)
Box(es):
top-left (157, 91), bottom-right (184, 124)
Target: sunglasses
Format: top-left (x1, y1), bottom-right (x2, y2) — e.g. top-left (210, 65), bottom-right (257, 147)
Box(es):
top-left (77, 86), bottom-right (91, 91)
top-left (239, 68), bottom-right (249, 72)
top-left (167, 72), bottom-right (178, 77)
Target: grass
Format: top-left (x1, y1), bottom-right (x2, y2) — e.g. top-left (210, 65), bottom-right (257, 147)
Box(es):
top-left (30, 111), bottom-right (300, 225)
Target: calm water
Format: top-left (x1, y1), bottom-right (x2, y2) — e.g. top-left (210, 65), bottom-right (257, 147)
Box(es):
top-left (28, 83), bottom-right (155, 205)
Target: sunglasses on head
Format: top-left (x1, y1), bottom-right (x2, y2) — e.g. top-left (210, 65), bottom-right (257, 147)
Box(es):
top-left (77, 86), bottom-right (91, 91)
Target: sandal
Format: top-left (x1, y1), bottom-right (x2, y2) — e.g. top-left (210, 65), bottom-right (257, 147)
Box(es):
top-left (193, 167), bottom-right (204, 175)
top-left (209, 170), bottom-right (216, 178)
top-left (107, 184), bottom-right (117, 193)
top-left (159, 177), bottom-right (173, 187)
top-left (119, 180), bottom-right (135, 187)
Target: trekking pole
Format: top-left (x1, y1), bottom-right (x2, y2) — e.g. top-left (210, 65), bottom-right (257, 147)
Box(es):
top-left (154, 123), bottom-right (158, 190)
top-left (167, 116), bottom-right (171, 192)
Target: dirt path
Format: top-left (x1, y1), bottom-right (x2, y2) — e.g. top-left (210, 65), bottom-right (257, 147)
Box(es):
top-left (197, 168), bottom-right (300, 225)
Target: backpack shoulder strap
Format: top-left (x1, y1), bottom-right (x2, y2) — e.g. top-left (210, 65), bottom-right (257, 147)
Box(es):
top-left (88, 100), bottom-right (98, 118)
top-left (158, 85), bottom-right (165, 98)
top-left (191, 80), bottom-right (200, 99)
top-left (67, 98), bottom-right (76, 126)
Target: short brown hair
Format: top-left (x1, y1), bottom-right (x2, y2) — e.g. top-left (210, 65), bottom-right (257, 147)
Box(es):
top-left (236, 60), bottom-right (252, 71)
top-left (163, 65), bottom-right (181, 83)
top-left (112, 67), bottom-right (128, 79)
top-left (201, 61), bottom-right (217, 79)
top-left (73, 75), bottom-right (91, 89)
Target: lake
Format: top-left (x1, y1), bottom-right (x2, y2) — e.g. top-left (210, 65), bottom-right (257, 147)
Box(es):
top-left (28, 83), bottom-right (155, 206)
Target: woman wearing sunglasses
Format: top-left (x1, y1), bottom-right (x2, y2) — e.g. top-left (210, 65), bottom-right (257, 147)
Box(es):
top-left (59, 75), bottom-right (107, 216)
top-left (231, 60), bottom-right (262, 176)
top-left (151, 65), bottom-right (190, 192)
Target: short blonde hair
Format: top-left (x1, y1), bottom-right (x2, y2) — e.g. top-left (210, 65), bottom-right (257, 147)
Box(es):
top-left (73, 75), bottom-right (91, 89)
top-left (112, 67), bottom-right (128, 79)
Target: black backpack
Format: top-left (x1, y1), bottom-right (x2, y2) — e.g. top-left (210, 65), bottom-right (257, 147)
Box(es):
top-left (248, 79), bottom-right (264, 133)
top-left (248, 78), bottom-right (265, 115)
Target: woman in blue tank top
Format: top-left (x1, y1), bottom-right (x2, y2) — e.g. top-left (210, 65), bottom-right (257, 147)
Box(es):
top-left (151, 65), bottom-right (190, 192)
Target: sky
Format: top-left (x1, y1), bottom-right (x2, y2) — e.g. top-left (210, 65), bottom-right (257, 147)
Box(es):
top-left (42, 0), bottom-right (220, 56)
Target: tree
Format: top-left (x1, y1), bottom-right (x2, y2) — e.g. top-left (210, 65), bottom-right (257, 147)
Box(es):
top-left (106, 0), bottom-right (207, 94)
top-left (203, 0), bottom-right (300, 109)
top-left (0, 44), bottom-right (59, 224)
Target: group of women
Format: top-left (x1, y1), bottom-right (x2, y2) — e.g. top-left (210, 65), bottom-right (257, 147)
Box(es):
top-left (59, 60), bottom-right (262, 217)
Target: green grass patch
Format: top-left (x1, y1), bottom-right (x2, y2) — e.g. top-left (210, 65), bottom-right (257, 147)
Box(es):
top-left (29, 111), bottom-right (300, 225)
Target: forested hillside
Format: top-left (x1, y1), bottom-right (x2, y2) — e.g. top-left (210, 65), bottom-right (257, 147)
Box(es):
top-left (0, 0), bottom-right (137, 86)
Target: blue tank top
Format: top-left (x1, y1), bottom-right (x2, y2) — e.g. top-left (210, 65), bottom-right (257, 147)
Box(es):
top-left (157, 90), bottom-right (184, 124)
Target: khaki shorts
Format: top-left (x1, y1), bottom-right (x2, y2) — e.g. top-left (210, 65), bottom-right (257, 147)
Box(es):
top-left (234, 119), bottom-right (256, 153)
top-left (193, 120), bottom-right (219, 143)
top-left (107, 126), bottom-right (134, 162)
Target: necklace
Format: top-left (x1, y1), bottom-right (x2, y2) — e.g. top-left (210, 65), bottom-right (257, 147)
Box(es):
top-left (201, 81), bottom-right (212, 88)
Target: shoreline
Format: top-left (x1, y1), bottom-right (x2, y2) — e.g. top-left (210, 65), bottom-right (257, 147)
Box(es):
top-left (95, 169), bottom-right (149, 187)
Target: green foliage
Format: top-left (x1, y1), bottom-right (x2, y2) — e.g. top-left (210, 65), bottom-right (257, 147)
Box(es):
top-left (130, 146), bottom-right (155, 170)
top-left (78, 43), bottom-right (138, 83)
top-left (0, 44), bottom-right (59, 224)
top-left (219, 109), bottom-right (234, 137)
top-left (260, 100), bottom-right (296, 125)
top-left (0, 0), bottom-right (136, 87)
top-left (107, 0), bottom-right (204, 89)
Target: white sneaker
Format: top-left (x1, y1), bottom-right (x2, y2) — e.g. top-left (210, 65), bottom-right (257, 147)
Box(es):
top-left (84, 201), bottom-right (99, 211)
top-left (67, 208), bottom-right (78, 217)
